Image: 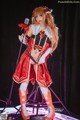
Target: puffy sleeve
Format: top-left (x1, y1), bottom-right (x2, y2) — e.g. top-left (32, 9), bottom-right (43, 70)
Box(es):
top-left (31, 24), bottom-right (41, 35)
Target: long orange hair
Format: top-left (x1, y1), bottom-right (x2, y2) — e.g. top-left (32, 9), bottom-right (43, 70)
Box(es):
top-left (32, 6), bottom-right (59, 51)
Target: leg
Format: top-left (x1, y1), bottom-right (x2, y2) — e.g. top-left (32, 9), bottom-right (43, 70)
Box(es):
top-left (19, 81), bottom-right (30, 120)
top-left (40, 86), bottom-right (55, 120)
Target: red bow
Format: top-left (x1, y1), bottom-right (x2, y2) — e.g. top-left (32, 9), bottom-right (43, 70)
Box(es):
top-left (18, 23), bottom-right (29, 31)
top-left (40, 31), bottom-right (45, 38)
top-left (34, 45), bottom-right (42, 50)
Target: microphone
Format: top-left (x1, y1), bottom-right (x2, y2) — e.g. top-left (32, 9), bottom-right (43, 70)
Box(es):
top-left (24, 18), bottom-right (30, 25)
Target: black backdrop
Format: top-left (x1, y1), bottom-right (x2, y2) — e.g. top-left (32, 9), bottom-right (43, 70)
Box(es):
top-left (0, 0), bottom-right (80, 117)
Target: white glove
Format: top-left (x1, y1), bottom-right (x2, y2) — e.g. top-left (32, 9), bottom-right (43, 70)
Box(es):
top-left (18, 34), bottom-right (27, 45)
top-left (39, 48), bottom-right (52, 63)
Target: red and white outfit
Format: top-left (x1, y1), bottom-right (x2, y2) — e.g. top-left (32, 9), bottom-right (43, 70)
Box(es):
top-left (13, 24), bottom-right (53, 87)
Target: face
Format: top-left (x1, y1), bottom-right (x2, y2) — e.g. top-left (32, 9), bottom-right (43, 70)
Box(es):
top-left (35, 14), bottom-right (46, 25)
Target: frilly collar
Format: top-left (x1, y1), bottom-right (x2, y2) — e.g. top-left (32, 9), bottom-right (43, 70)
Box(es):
top-left (32, 24), bottom-right (52, 38)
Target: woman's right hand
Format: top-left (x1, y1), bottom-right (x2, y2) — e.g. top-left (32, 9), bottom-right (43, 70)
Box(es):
top-left (18, 34), bottom-right (27, 45)
top-left (18, 34), bottom-right (25, 42)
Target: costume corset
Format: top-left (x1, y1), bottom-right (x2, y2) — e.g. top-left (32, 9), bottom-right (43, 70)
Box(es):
top-left (31, 31), bottom-right (51, 52)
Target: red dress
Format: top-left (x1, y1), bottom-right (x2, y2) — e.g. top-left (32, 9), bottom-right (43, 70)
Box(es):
top-left (12, 24), bottom-right (53, 87)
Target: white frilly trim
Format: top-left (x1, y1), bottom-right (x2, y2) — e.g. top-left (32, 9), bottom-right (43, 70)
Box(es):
top-left (31, 24), bottom-right (52, 38)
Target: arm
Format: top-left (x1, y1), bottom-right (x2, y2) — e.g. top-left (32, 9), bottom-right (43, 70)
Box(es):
top-left (18, 24), bottom-right (33, 45)
top-left (38, 48), bottom-right (52, 63)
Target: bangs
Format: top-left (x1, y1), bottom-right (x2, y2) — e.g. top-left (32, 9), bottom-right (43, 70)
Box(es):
top-left (32, 7), bottom-right (45, 17)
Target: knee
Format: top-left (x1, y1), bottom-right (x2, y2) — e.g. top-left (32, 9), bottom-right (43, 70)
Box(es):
top-left (40, 86), bottom-right (49, 96)
top-left (20, 82), bottom-right (28, 92)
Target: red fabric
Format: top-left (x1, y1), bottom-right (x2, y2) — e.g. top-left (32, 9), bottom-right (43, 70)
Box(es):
top-left (12, 38), bottom-right (53, 87)
top-left (18, 23), bottom-right (29, 32)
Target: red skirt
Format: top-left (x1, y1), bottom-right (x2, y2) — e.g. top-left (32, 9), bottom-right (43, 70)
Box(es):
top-left (12, 51), bottom-right (52, 87)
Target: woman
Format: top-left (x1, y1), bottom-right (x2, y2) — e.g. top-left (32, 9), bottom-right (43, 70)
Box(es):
top-left (13, 6), bottom-right (59, 120)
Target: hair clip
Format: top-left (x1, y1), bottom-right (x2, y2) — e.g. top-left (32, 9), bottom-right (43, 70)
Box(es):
top-left (45, 8), bottom-right (53, 14)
